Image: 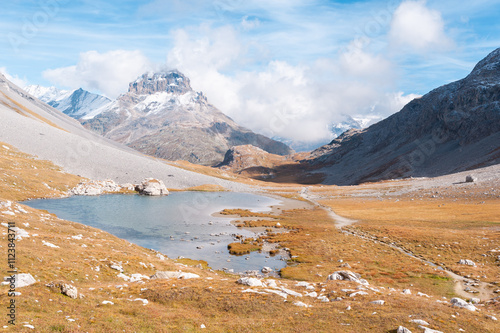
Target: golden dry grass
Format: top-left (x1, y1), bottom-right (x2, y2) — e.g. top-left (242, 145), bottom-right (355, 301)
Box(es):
top-left (1, 142), bottom-right (499, 332)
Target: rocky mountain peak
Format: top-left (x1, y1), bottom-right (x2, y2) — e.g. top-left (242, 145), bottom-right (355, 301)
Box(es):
top-left (466, 47), bottom-right (500, 83)
top-left (128, 70), bottom-right (192, 95)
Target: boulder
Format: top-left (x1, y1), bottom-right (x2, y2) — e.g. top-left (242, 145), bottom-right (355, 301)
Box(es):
top-left (410, 319), bottom-right (429, 326)
top-left (327, 270), bottom-right (368, 285)
top-left (4, 273), bottom-right (37, 288)
top-left (261, 267), bottom-right (273, 274)
top-left (465, 175), bottom-right (476, 183)
top-left (370, 300), bottom-right (385, 305)
top-left (237, 277), bottom-right (264, 287)
top-left (451, 297), bottom-right (477, 311)
top-left (60, 283), bottom-right (78, 299)
top-left (46, 282), bottom-right (78, 299)
top-left (458, 259), bottom-right (476, 266)
top-left (397, 326), bottom-right (412, 333)
top-left (136, 178), bottom-right (169, 196)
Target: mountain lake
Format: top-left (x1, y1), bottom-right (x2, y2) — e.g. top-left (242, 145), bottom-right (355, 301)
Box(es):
top-left (24, 192), bottom-right (288, 273)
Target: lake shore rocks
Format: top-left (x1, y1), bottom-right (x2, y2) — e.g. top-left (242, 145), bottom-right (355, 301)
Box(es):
top-left (135, 178), bottom-right (169, 196)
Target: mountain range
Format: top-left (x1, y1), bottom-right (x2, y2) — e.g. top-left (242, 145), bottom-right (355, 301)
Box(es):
top-left (27, 71), bottom-right (293, 166)
top-left (306, 47), bottom-right (500, 184)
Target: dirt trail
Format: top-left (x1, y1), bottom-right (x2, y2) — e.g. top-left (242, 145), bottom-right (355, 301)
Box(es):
top-left (298, 187), bottom-right (497, 301)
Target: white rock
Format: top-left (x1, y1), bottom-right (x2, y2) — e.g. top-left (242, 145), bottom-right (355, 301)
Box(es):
top-left (402, 289), bottom-right (411, 295)
top-left (4, 273), bottom-right (37, 288)
top-left (266, 279), bottom-right (278, 288)
top-left (133, 298), bottom-right (148, 305)
top-left (470, 297), bottom-right (480, 304)
top-left (71, 234), bottom-right (83, 240)
top-left (102, 301), bottom-right (114, 305)
top-left (293, 301), bottom-right (311, 308)
top-left (60, 283), bottom-right (78, 299)
top-left (458, 259), bottom-right (476, 266)
top-left (370, 300), bottom-right (385, 305)
top-left (264, 289), bottom-right (288, 298)
top-left (317, 295), bottom-right (330, 302)
top-left (261, 267), bottom-right (273, 273)
top-left (486, 315), bottom-right (497, 321)
top-left (397, 326), bottom-right (412, 333)
top-left (410, 319), bottom-right (429, 326)
top-left (23, 325), bottom-right (35, 329)
top-left (280, 287), bottom-right (302, 297)
top-left (42, 240), bottom-right (59, 248)
top-left (179, 272), bottom-right (200, 279)
top-left (136, 178), bottom-right (169, 196)
top-left (1, 211), bottom-right (15, 216)
top-left (305, 291), bottom-right (318, 297)
top-left (349, 291), bottom-right (368, 297)
top-left (451, 297), bottom-right (477, 311)
top-left (110, 264), bottom-right (123, 272)
top-left (237, 277), bottom-right (264, 287)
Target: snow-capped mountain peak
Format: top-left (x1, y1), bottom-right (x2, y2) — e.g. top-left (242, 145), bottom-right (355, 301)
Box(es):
top-left (24, 85), bottom-right (111, 119)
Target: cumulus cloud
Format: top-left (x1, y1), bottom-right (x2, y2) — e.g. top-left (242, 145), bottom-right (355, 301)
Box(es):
top-left (389, 0), bottom-right (454, 52)
top-left (43, 50), bottom-right (153, 98)
top-left (0, 67), bottom-right (27, 88)
top-left (167, 26), bottom-right (416, 147)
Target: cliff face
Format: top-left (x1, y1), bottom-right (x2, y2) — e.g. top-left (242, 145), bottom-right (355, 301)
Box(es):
top-left (309, 48), bottom-right (500, 185)
top-left (82, 70), bottom-right (293, 166)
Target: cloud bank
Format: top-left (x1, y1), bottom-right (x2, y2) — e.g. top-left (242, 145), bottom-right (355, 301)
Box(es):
top-left (43, 50), bottom-right (153, 98)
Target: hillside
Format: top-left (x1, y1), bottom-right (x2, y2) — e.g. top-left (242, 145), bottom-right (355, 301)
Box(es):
top-left (0, 72), bottom-right (251, 191)
top-left (308, 48), bottom-right (500, 185)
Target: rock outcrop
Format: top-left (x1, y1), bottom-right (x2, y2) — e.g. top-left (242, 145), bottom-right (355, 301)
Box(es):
top-left (135, 178), bottom-right (169, 196)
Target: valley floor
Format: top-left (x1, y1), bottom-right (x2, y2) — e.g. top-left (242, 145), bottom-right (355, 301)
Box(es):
top-left (0, 142), bottom-right (499, 332)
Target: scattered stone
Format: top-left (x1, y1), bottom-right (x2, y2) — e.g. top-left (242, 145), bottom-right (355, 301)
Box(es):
top-left (410, 319), bottom-right (429, 326)
top-left (264, 289), bottom-right (288, 298)
top-left (402, 289), bottom-right (411, 295)
top-left (293, 301), bottom-right (311, 308)
top-left (110, 264), bottom-right (124, 272)
top-left (397, 326), bottom-right (412, 333)
top-left (133, 298), bottom-right (148, 305)
top-left (349, 291), bottom-right (368, 297)
top-left (327, 270), bottom-right (368, 285)
top-left (150, 271), bottom-right (199, 280)
top-left (370, 300), bottom-right (385, 305)
top-left (61, 283), bottom-right (78, 299)
top-left (4, 273), bottom-right (36, 288)
top-left (458, 259), bottom-right (476, 266)
top-left (23, 325), bottom-right (35, 329)
top-left (465, 175), bottom-right (476, 183)
top-left (266, 279), bottom-right (278, 288)
top-left (451, 297), bottom-right (477, 311)
top-left (486, 315), bottom-right (497, 321)
top-left (70, 180), bottom-right (122, 196)
top-left (237, 277), bottom-right (264, 287)
top-left (340, 262), bottom-right (351, 268)
top-left (470, 297), bottom-right (480, 304)
top-left (135, 178), bottom-right (169, 196)
top-left (280, 287), bottom-right (303, 298)
top-left (102, 301), bottom-right (114, 305)
top-left (261, 267), bottom-right (273, 274)
top-left (42, 240), bottom-right (59, 248)
top-left (317, 295), bottom-right (330, 302)
top-left (346, 306), bottom-right (351, 311)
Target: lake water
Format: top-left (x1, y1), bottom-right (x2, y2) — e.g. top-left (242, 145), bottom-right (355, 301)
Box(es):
top-left (24, 192), bottom-right (287, 273)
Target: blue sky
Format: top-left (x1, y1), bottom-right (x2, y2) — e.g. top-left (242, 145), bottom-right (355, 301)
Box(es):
top-left (1, 0), bottom-right (499, 145)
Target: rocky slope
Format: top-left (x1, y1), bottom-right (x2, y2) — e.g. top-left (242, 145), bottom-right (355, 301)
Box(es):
top-left (25, 85), bottom-right (111, 119)
top-left (0, 72), bottom-right (252, 191)
top-left (308, 48), bottom-right (500, 185)
top-left (81, 71), bottom-right (293, 165)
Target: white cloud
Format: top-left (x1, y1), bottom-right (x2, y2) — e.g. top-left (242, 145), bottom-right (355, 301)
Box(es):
top-left (241, 16), bottom-right (261, 30)
top-left (0, 67), bottom-right (27, 88)
top-left (166, 25), bottom-right (416, 146)
top-left (43, 50), bottom-right (153, 98)
top-left (389, 0), bottom-right (454, 52)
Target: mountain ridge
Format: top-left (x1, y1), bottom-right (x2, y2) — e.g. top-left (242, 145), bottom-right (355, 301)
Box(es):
top-left (307, 47), bottom-right (500, 185)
